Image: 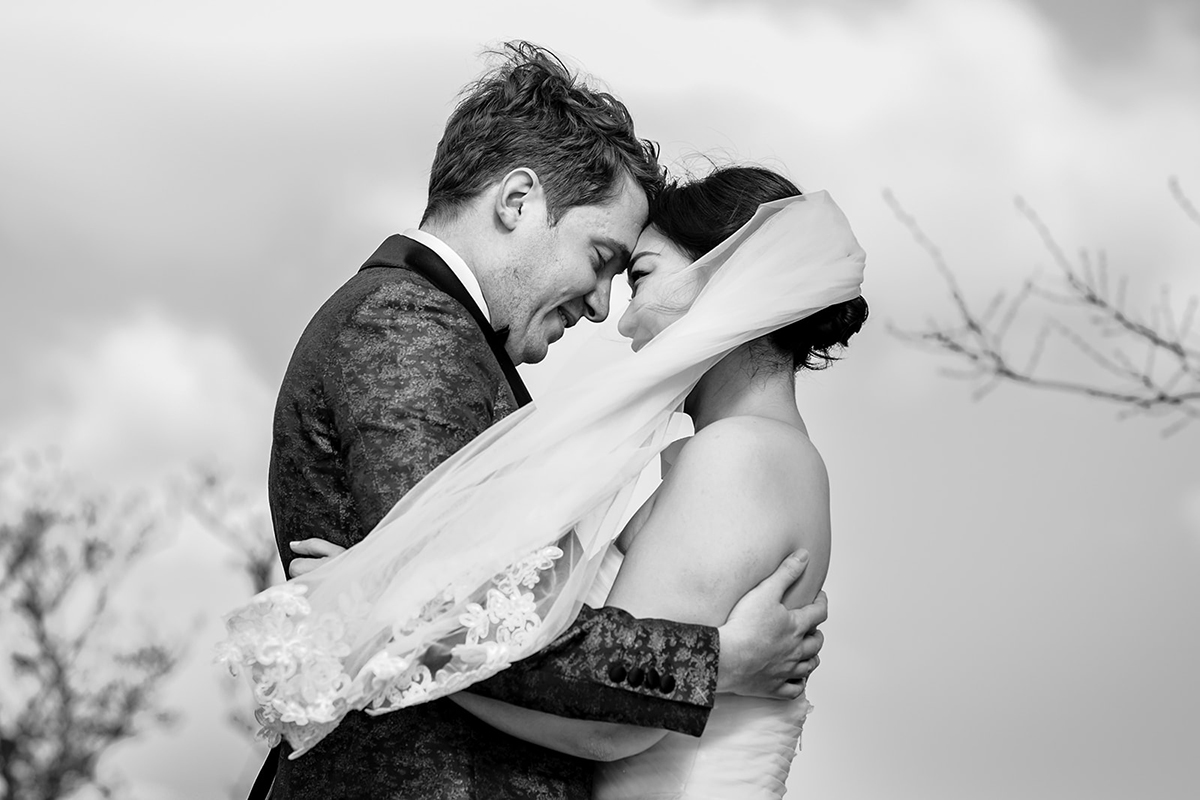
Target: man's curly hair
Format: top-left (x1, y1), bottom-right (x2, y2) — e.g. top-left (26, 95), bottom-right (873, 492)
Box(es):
top-left (421, 41), bottom-right (664, 225)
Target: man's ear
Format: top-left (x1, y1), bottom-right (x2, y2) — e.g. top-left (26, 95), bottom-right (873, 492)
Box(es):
top-left (494, 168), bottom-right (542, 231)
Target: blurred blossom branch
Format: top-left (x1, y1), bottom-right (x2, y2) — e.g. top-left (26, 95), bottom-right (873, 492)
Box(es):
top-left (183, 466), bottom-right (280, 791)
top-left (187, 466), bottom-right (280, 596)
top-left (887, 179), bottom-right (1200, 436)
top-left (0, 451), bottom-right (178, 800)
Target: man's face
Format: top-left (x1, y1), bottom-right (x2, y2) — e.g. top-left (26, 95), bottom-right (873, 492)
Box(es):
top-left (496, 174), bottom-right (648, 364)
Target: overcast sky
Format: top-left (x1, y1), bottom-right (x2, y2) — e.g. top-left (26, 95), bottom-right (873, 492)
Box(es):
top-left (2, 1), bottom-right (1198, 798)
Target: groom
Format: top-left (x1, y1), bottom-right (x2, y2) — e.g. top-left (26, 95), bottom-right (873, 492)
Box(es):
top-left (264, 43), bottom-right (826, 799)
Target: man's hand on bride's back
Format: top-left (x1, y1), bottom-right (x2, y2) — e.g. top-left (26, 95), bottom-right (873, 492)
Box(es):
top-left (288, 538), bottom-right (348, 578)
top-left (715, 550), bottom-right (826, 699)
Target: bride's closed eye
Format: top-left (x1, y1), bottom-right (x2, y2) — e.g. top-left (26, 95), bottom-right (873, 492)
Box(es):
top-left (627, 269), bottom-right (648, 296)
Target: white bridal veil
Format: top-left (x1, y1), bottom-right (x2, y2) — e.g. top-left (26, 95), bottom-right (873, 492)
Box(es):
top-left (218, 191), bottom-right (867, 756)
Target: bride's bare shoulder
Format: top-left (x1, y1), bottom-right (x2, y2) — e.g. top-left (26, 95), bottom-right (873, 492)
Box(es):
top-left (674, 416), bottom-right (826, 489)
top-left (608, 416), bottom-right (832, 622)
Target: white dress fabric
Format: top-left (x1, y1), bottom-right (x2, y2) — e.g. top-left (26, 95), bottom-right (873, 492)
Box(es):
top-left (586, 547), bottom-right (810, 800)
top-left (217, 192), bottom-right (861, 756)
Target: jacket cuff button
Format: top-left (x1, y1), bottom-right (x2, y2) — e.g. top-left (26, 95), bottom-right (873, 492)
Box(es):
top-left (645, 668), bottom-right (660, 691)
top-left (659, 674), bottom-right (676, 694)
top-left (607, 662), bottom-right (628, 683)
top-left (627, 666), bottom-right (645, 688)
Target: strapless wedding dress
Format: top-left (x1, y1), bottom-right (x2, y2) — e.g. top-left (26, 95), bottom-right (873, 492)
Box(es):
top-left (584, 546), bottom-right (811, 799)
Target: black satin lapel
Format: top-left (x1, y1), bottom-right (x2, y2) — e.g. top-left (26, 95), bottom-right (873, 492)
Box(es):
top-left (361, 236), bottom-right (532, 407)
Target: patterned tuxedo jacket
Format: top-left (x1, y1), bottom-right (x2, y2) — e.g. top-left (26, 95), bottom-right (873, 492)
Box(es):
top-left (266, 235), bottom-right (719, 800)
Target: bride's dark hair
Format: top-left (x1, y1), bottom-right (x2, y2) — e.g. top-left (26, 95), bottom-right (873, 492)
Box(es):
top-left (650, 166), bottom-right (868, 371)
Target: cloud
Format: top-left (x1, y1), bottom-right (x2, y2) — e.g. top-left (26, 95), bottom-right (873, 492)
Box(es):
top-left (1184, 485), bottom-right (1200, 546)
top-left (4, 310), bottom-right (274, 488)
top-left (1024, 0), bottom-right (1200, 67)
top-left (609, 1), bottom-right (1200, 297)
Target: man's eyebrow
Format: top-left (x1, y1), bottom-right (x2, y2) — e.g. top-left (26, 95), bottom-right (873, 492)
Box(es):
top-left (599, 238), bottom-right (632, 267)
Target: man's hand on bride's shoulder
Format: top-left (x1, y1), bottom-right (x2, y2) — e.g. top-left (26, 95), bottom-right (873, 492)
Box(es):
top-left (288, 538), bottom-right (347, 578)
top-left (715, 551), bottom-right (826, 700)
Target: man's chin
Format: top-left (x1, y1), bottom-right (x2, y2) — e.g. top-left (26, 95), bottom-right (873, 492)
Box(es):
top-left (523, 348), bottom-right (548, 365)
top-left (509, 338), bottom-right (549, 365)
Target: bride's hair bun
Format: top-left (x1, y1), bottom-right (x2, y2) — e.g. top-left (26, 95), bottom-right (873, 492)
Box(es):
top-left (768, 295), bottom-right (869, 371)
top-left (650, 164), bottom-right (868, 372)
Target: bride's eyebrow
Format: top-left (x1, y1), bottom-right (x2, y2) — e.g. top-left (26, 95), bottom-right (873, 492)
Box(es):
top-left (628, 249), bottom-right (657, 270)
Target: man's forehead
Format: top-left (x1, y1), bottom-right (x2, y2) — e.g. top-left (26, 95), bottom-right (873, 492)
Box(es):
top-left (607, 172), bottom-right (650, 225)
top-left (572, 178), bottom-right (646, 261)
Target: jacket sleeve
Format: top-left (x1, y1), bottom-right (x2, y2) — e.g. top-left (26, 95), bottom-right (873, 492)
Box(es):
top-left (327, 279), bottom-right (719, 736)
top-left (469, 604), bottom-right (719, 736)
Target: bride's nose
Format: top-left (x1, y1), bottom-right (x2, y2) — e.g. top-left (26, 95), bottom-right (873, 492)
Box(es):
top-left (616, 305), bottom-right (636, 340)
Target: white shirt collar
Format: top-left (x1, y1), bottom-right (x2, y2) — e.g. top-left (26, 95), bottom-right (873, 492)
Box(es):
top-left (401, 228), bottom-right (491, 323)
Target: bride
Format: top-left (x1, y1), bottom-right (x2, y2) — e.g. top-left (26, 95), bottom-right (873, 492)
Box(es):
top-left (224, 165), bottom-right (866, 798)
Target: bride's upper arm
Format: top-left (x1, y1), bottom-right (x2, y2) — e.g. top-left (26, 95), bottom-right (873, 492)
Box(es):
top-left (604, 419), bottom-right (830, 628)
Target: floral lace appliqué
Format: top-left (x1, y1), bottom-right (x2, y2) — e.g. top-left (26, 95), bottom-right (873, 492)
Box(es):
top-left (217, 545), bottom-right (563, 754)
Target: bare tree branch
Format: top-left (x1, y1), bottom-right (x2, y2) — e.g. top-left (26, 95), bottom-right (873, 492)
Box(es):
top-left (887, 181), bottom-right (1200, 435)
top-left (1170, 175), bottom-right (1200, 228)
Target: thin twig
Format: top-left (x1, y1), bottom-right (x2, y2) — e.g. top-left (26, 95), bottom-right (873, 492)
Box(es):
top-left (888, 187), bottom-right (1200, 435)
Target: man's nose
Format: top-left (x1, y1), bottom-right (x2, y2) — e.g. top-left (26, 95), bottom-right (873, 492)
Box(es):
top-left (583, 280), bottom-right (612, 323)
